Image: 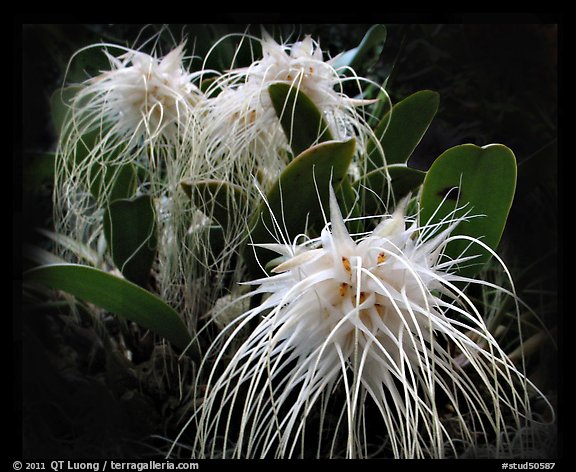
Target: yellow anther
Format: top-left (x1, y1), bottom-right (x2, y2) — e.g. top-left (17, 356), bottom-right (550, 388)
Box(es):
top-left (342, 256), bottom-right (351, 274)
top-left (377, 252), bottom-right (386, 264)
top-left (339, 283), bottom-right (348, 297)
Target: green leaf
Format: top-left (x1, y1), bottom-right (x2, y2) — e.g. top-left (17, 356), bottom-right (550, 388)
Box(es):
top-left (244, 139), bottom-right (355, 275)
top-left (268, 83), bottom-right (333, 157)
top-left (50, 86), bottom-right (79, 138)
top-left (367, 90), bottom-right (439, 170)
top-left (420, 144), bottom-right (517, 277)
top-left (37, 229), bottom-right (101, 267)
top-left (196, 25), bottom-right (261, 73)
top-left (103, 195), bottom-right (158, 287)
top-left (51, 86), bottom-right (111, 188)
top-left (181, 179), bottom-right (247, 232)
top-left (356, 165), bottom-right (426, 215)
top-left (367, 84), bottom-right (392, 129)
top-left (90, 163), bottom-right (138, 203)
top-left (23, 152), bottom-right (55, 191)
top-left (25, 264), bottom-right (193, 352)
top-left (64, 45), bottom-right (112, 84)
top-left (335, 177), bottom-right (363, 234)
top-left (332, 24), bottom-right (387, 73)
top-left (51, 87), bottom-right (130, 174)
top-left (51, 87), bottom-right (104, 166)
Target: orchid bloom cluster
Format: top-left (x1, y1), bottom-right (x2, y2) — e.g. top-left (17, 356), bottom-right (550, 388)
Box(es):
top-left (184, 189), bottom-right (545, 458)
top-left (83, 43), bottom-right (201, 141)
top-left (53, 31), bottom-right (382, 319)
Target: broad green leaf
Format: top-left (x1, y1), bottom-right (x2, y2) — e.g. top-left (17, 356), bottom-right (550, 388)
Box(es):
top-left (181, 179), bottom-right (247, 232)
top-left (332, 24), bottom-right (387, 73)
top-left (355, 165), bottom-right (426, 215)
top-left (103, 195), bottom-right (158, 287)
top-left (268, 83), bottom-right (333, 157)
top-left (367, 90), bottom-right (439, 170)
top-left (25, 263), bottom-right (193, 353)
top-left (420, 144), bottom-right (517, 277)
top-left (245, 139), bottom-right (356, 275)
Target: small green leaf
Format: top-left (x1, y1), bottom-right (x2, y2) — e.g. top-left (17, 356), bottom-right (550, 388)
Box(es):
top-left (103, 195), bottom-right (158, 287)
top-left (332, 24), bottom-right (387, 73)
top-left (268, 83), bottom-right (333, 157)
top-left (420, 144), bottom-right (517, 277)
top-left (245, 139), bottom-right (355, 275)
top-left (181, 179), bottom-right (247, 232)
top-left (25, 263), bottom-right (193, 353)
top-left (367, 90), bottom-right (439, 170)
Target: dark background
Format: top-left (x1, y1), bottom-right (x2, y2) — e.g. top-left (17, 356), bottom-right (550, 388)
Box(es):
top-left (17, 20), bottom-right (560, 459)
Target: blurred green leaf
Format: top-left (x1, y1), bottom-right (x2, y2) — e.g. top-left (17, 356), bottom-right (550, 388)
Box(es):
top-left (356, 165), bottom-right (426, 215)
top-left (37, 229), bottom-right (101, 267)
top-left (268, 83), bottom-right (333, 157)
top-left (420, 144), bottom-right (517, 277)
top-left (245, 138), bottom-right (355, 275)
top-left (65, 45), bottom-right (112, 84)
top-left (332, 24), bottom-right (387, 73)
top-left (366, 85), bottom-right (392, 129)
top-left (181, 179), bottom-right (247, 232)
top-left (25, 263), bottom-right (192, 353)
top-left (367, 90), bottom-right (439, 170)
top-left (23, 152), bottom-right (55, 191)
top-left (51, 87), bottom-right (130, 175)
top-left (51, 87), bottom-right (103, 166)
top-left (50, 86), bottom-right (79, 137)
top-left (335, 177), bottom-right (363, 234)
top-left (103, 195), bottom-right (158, 287)
top-left (192, 25), bottom-right (261, 72)
top-left (90, 163), bottom-right (138, 203)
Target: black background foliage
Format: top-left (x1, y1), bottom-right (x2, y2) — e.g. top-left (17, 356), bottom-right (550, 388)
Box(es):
top-left (17, 20), bottom-right (559, 459)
